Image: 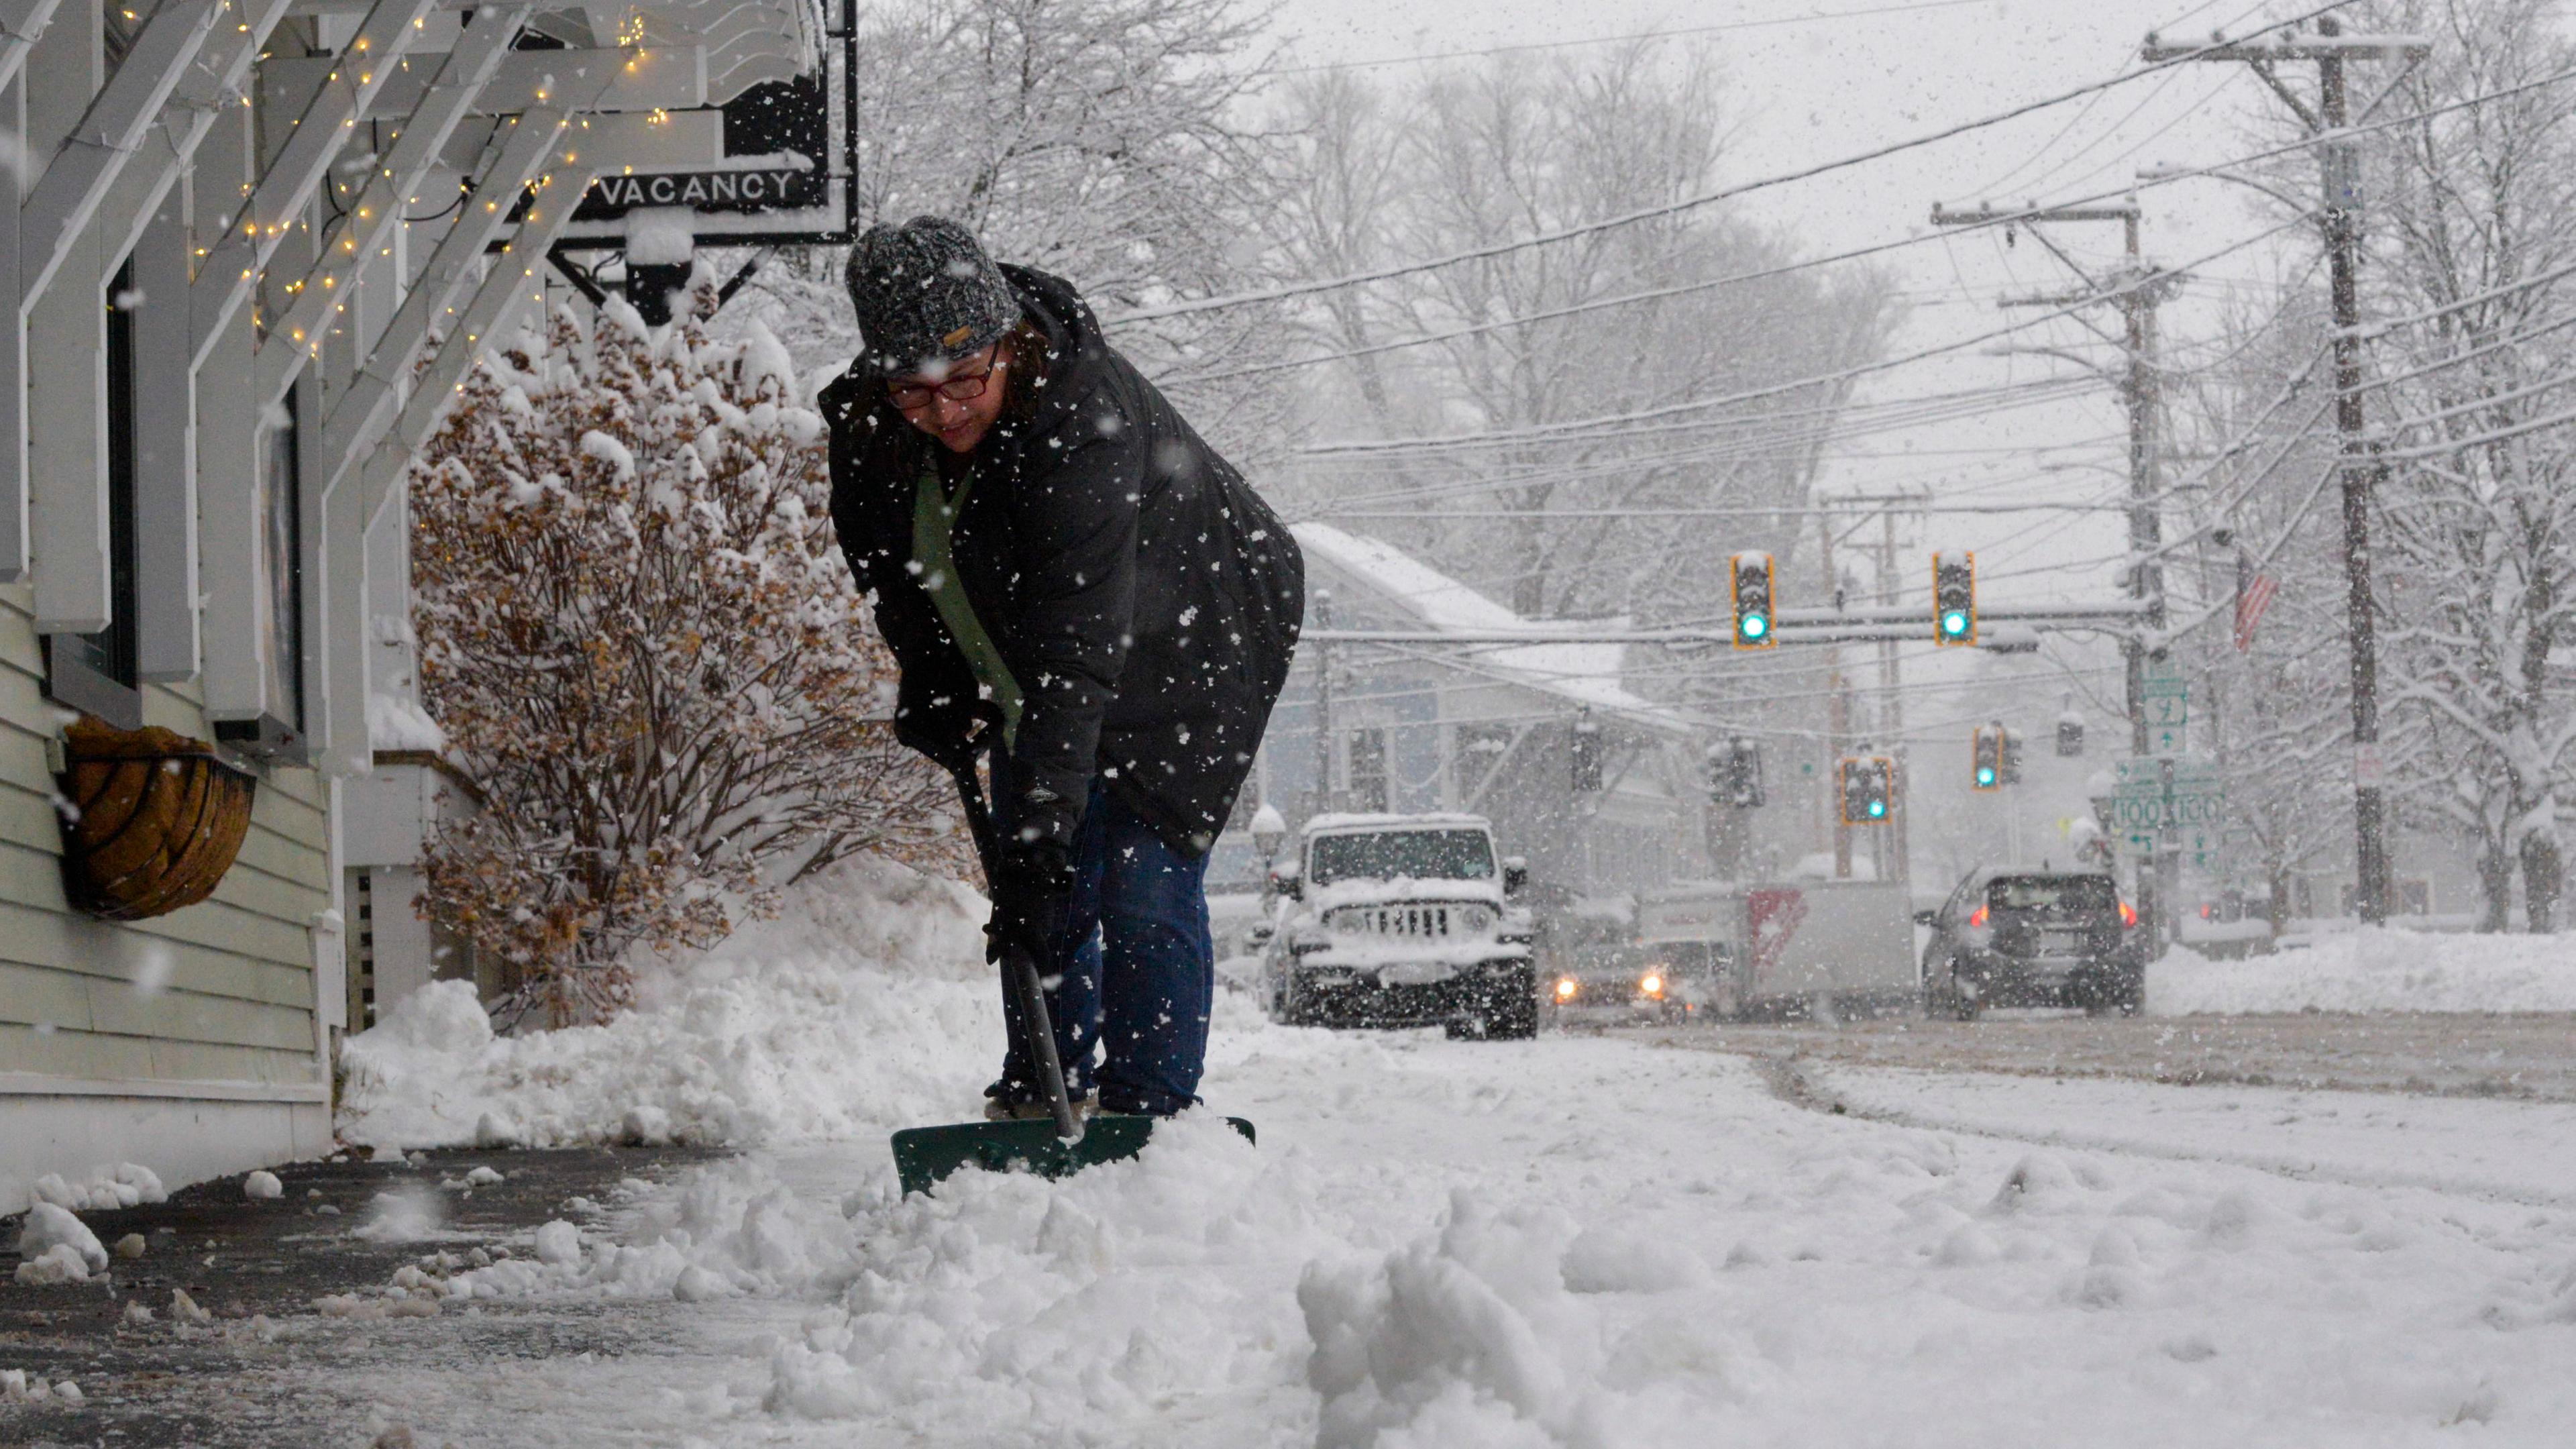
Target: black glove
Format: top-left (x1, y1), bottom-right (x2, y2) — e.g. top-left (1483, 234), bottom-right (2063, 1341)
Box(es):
top-left (894, 692), bottom-right (981, 779)
top-left (987, 835), bottom-right (1074, 964)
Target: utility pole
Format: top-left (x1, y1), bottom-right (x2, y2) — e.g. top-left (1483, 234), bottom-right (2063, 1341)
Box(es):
top-left (1828, 492), bottom-right (1925, 884)
top-left (1311, 588), bottom-right (1337, 818)
top-left (1819, 514), bottom-right (1851, 879)
top-left (1933, 196), bottom-right (2174, 945)
top-left (2141, 19), bottom-right (2430, 923)
top-left (1875, 504), bottom-right (1913, 885)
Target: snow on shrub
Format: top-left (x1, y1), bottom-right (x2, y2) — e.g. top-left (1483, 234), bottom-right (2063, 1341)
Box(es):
top-left (409, 294), bottom-right (964, 1024)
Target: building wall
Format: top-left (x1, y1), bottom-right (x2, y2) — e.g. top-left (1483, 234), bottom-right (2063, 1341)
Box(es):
top-left (0, 583), bottom-right (333, 1215)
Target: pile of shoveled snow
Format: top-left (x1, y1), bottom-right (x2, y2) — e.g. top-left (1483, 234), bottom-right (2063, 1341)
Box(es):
top-left (337, 857), bottom-right (999, 1150)
top-left (2151, 928), bottom-right (2576, 1014)
top-left (765, 1112), bottom-right (1328, 1436)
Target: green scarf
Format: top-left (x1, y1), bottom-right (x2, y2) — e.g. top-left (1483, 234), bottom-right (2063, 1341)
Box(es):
top-left (910, 456), bottom-right (1025, 747)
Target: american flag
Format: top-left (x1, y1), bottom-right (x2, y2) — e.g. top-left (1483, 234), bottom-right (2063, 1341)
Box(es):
top-left (2233, 558), bottom-right (2279, 652)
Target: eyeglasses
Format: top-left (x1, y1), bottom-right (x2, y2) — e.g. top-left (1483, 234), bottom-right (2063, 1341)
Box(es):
top-left (887, 353), bottom-right (1002, 410)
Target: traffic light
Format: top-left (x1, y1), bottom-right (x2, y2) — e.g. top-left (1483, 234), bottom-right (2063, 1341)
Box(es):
top-left (1972, 724), bottom-right (2003, 791)
top-left (1838, 755), bottom-right (1894, 824)
top-left (1708, 736), bottom-right (1764, 808)
top-left (1731, 552), bottom-right (1776, 649)
top-left (1933, 551), bottom-right (1976, 647)
top-left (2001, 727), bottom-right (2025, 785)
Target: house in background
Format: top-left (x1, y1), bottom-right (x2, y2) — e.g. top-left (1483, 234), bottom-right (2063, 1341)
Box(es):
top-left (2, 0), bottom-right (820, 1216)
top-left (1246, 524), bottom-right (1707, 907)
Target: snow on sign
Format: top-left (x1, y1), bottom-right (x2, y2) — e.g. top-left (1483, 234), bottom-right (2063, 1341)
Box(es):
top-left (558, 69), bottom-right (851, 248)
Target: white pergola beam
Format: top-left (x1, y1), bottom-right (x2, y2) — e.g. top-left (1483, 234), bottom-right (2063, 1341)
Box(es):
top-left (27, 0), bottom-right (290, 633)
top-left (0, 0), bottom-right (65, 95)
top-left (245, 1), bottom-right (532, 390)
top-left (307, 105), bottom-right (576, 478)
top-left (17, 0), bottom-right (222, 309)
top-left (297, 104), bottom-right (578, 766)
top-left (197, 304), bottom-right (272, 721)
top-left (0, 74), bottom-right (19, 583)
top-left (185, 0), bottom-right (437, 370)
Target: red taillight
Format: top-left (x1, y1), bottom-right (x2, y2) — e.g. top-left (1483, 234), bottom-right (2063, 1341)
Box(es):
top-left (2121, 901), bottom-right (2139, 928)
top-left (1969, 905), bottom-right (1988, 928)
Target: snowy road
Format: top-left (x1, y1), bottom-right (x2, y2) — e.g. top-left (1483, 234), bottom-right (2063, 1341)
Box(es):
top-left (1633, 1011), bottom-right (2576, 1100)
top-left (308, 873), bottom-right (2576, 1447)
top-left (354, 996), bottom-right (2576, 1447)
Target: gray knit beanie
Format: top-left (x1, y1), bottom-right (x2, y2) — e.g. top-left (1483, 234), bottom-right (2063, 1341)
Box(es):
top-left (845, 215), bottom-right (1021, 377)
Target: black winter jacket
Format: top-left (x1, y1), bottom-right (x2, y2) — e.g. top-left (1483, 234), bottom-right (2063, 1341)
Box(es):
top-left (821, 266), bottom-right (1303, 856)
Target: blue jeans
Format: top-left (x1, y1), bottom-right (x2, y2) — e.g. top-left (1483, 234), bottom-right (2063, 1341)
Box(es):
top-left (992, 773), bottom-right (1214, 1116)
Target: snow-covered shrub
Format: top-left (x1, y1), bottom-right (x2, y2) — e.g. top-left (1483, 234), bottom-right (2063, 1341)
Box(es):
top-left (411, 294), bottom-right (963, 1024)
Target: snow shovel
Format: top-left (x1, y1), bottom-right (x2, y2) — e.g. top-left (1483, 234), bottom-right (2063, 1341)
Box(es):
top-left (891, 747), bottom-right (1252, 1197)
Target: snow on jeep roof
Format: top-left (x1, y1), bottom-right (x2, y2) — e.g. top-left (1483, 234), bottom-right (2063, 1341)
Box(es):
top-left (1302, 812), bottom-right (1494, 835)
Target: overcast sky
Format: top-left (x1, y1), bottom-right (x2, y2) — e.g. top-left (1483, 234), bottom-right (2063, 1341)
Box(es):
top-left (1256, 0), bottom-right (2357, 605)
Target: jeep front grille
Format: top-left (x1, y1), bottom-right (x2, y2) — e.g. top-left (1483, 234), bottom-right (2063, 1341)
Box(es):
top-left (1334, 906), bottom-right (1454, 937)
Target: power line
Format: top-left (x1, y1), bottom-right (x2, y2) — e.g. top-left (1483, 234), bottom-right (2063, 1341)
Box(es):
top-left (1161, 50), bottom-right (2576, 390)
top-left (1297, 210), bottom-right (2322, 458)
top-left (1263, 0), bottom-right (1997, 77)
top-left (1108, 3), bottom-right (2361, 327)
top-left (1303, 502), bottom-right (2123, 522)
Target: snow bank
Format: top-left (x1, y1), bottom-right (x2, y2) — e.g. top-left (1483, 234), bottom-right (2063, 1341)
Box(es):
top-left (337, 856), bottom-right (995, 1150)
top-left (2151, 928), bottom-right (2576, 1014)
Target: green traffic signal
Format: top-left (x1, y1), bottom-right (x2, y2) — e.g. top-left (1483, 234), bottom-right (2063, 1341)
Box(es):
top-left (1739, 613), bottom-right (1768, 641)
top-left (1941, 608), bottom-right (1970, 638)
top-left (1867, 799), bottom-right (1886, 818)
top-left (1976, 765), bottom-right (1996, 787)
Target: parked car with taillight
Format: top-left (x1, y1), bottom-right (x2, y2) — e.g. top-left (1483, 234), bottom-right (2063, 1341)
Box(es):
top-left (1918, 868), bottom-right (2145, 1018)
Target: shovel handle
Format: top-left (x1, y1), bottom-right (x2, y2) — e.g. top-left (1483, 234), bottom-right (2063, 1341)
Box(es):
top-left (942, 745), bottom-right (1084, 1145)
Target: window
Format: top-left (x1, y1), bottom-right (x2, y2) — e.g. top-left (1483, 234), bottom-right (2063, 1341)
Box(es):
top-left (1348, 727), bottom-right (1389, 813)
top-left (1455, 723), bottom-right (1513, 804)
top-left (44, 264), bottom-right (142, 730)
top-left (215, 388), bottom-right (309, 755)
top-left (1986, 875), bottom-right (2118, 913)
top-left (1308, 830), bottom-right (1495, 886)
top-left (260, 392), bottom-right (306, 733)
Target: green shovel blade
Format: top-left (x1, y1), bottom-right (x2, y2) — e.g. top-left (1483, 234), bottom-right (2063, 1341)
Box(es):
top-left (892, 1115), bottom-right (1256, 1198)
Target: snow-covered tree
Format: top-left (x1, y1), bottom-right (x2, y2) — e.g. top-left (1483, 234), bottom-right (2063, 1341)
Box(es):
top-left (2360, 0), bottom-right (2576, 928)
top-left (1266, 42), bottom-right (1894, 773)
top-left (411, 295), bottom-right (963, 1023)
top-left (2170, 0), bottom-right (2576, 929)
top-left (733, 0), bottom-right (1293, 460)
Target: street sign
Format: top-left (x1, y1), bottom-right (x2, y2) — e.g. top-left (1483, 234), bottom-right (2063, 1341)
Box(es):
top-left (2146, 694), bottom-right (2188, 727)
top-left (2141, 655), bottom-right (2187, 694)
top-left (2110, 756), bottom-right (2224, 857)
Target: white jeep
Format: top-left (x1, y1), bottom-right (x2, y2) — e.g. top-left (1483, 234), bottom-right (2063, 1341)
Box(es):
top-left (1260, 813), bottom-right (1537, 1039)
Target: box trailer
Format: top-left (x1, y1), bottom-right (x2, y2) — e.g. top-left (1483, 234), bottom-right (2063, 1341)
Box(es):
top-left (1638, 879), bottom-right (1920, 1018)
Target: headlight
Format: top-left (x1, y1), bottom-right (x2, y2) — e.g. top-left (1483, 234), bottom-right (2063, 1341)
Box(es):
top-left (1639, 971), bottom-right (1664, 998)
top-left (1554, 977), bottom-right (1578, 1000)
top-left (1454, 905), bottom-right (1492, 932)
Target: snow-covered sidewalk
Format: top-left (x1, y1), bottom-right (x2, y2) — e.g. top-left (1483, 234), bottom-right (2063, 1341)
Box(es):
top-left (315, 864), bottom-right (2576, 1446)
top-left (2151, 926), bottom-right (2576, 1014)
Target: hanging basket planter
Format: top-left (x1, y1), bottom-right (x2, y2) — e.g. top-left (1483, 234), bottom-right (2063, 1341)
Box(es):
top-left (54, 717), bottom-right (260, 921)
